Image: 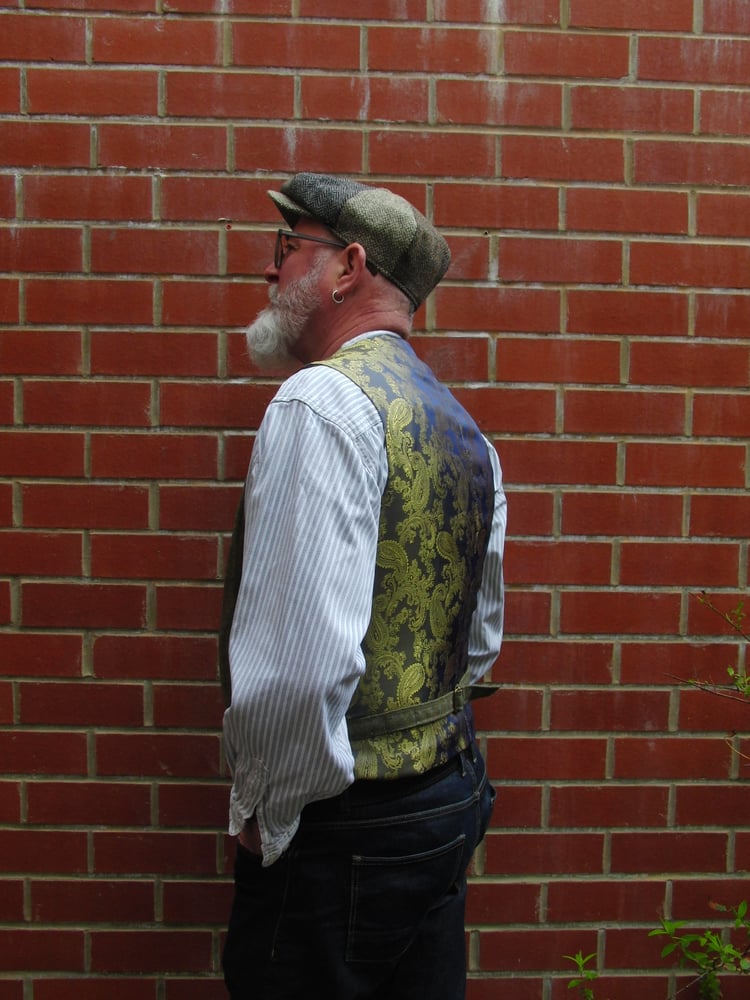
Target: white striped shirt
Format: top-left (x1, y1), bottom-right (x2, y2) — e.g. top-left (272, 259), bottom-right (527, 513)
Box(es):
top-left (223, 332), bottom-right (507, 865)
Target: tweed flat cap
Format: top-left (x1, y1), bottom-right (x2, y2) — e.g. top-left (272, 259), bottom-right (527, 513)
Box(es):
top-left (268, 173), bottom-right (450, 309)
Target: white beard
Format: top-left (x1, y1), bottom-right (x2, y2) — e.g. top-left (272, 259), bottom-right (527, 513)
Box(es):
top-left (245, 256), bottom-right (327, 370)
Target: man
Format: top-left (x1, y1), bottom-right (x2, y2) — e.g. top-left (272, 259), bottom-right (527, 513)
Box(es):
top-left (220, 173), bottom-right (506, 999)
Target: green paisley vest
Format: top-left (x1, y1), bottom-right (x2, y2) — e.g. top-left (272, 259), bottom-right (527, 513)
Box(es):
top-left (219, 335), bottom-right (497, 780)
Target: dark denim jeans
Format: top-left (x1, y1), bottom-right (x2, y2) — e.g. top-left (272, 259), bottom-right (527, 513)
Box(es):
top-left (222, 744), bottom-right (495, 1000)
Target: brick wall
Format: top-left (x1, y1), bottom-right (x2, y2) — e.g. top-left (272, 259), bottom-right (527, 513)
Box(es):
top-left (2, 1), bottom-right (749, 997)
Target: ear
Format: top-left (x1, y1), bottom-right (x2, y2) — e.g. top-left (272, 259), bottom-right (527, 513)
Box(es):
top-left (334, 242), bottom-right (369, 296)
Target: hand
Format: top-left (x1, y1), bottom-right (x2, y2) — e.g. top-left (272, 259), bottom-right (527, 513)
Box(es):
top-left (238, 816), bottom-right (262, 856)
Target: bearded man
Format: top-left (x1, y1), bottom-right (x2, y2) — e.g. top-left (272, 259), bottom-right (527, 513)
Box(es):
top-left (219, 174), bottom-right (507, 1000)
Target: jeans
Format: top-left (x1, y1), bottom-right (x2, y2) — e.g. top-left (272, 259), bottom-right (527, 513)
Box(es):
top-left (222, 744), bottom-right (495, 1000)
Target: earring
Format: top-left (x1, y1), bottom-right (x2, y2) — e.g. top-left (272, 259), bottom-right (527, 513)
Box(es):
top-left (332, 289), bottom-right (344, 304)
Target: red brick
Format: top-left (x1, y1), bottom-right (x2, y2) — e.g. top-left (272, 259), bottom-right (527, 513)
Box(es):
top-left (159, 485), bottom-right (240, 532)
top-left (570, 0), bottom-right (694, 30)
top-left (452, 386), bottom-right (555, 433)
top-left (160, 382), bottom-right (277, 429)
top-left (0, 123), bottom-right (90, 168)
top-left (437, 287), bottom-right (560, 333)
top-left (671, 877), bottom-right (750, 920)
top-left (503, 135), bottom-right (624, 181)
top-left (0, 278), bottom-right (19, 321)
top-left (470, 687), bottom-right (544, 732)
top-left (94, 831), bottom-right (218, 875)
top-left (300, 0), bottom-right (424, 15)
top-left (27, 68), bottom-right (158, 115)
top-left (23, 380), bottom-right (152, 427)
top-left (95, 733), bottom-right (220, 779)
top-left (486, 737), bottom-right (607, 781)
top-left (158, 783), bottom-right (227, 829)
top-left (704, 0), bottom-right (750, 34)
top-left (611, 832), bottom-right (728, 874)
top-left (0, 12), bottom-right (85, 61)
top-left (547, 878), bottom-right (666, 921)
top-left (91, 930), bottom-right (211, 973)
top-left (91, 533), bottom-right (218, 581)
top-left (505, 30), bottom-right (628, 78)
top-left (0, 66), bottom-right (20, 113)
top-left (301, 75), bottom-right (429, 123)
top-left (497, 337), bottom-right (620, 384)
top-left (701, 90), bottom-right (750, 139)
top-left (0, 633), bottom-right (82, 678)
top-left (560, 591), bottom-right (681, 636)
top-left (678, 688), bottom-right (750, 733)
top-left (571, 84), bottom-right (693, 133)
top-left (26, 278), bottom-right (153, 325)
top-left (498, 489), bottom-right (554, 537)
top-left (694, 393), bottom-right (750, 438)
top-left (155, 583), bottom-right (223, 632)
top-left (434, 181), bottom-right (559, 231)
top-left (497, 439), bottom-right (618, 486)
top-left (468, 882), bottom-right (541, 927)
top-left (568, 187), bottom-right (688, 236)
top-left (639, 36), bottom-right (750, 86)
top-left (0, 781), bottom-right (21, 823)
top-left (562, 491), bottom-right (683, 538)
top-left (91, 432), bottom-right (218, 480)
top-left (499, 236), bottom-right (621, 284)
top-left (437, 0), bottom-right (559, 22)
top-left (0, 530), bottom-right (81, 576)
top-left (32, 783), bottom-right (149, 837)
top-left (626, 443), bottom-right (745, 488)
top-left (370, 129), bottom-right (495, 178)
top-left (410, 335), bottom-right (490, 382)
top-left (22, 583), bottom-right (147, 630)
top-left (691, 494), bottom-right (750, 538)
top-left (437, 79), bottom-right (560, 127)
top-left (551, 689), bottom-right (671, 732)
top-left (0, 828), bottom-right (88, 871)
top-left (91, 330), bottom-right (218, 377)
top-left (23, 483), bottom-right (149, 530)
top-left (232, 22), bottom-right (359, 69)
top-left (31, 878), bottom-right (153, 923)
top-left (0, 330), bottom-right (81, 374)
top-left (634, 139), bottom-right (750, 187)
top-left (166, 70), bottom-right (294, 118)
top-left (550, 784), bottom-right (669, 827)
top-left (621, 541), bottom-right (739, 588)
top-left (164, 982), bottom-right (228, 1000)
top-left (0, 431), bottom-right (84, 477)
top-left (20, 681), bottom-right (144, 727)
top-left (0, 876), bottom-right (24, 920)
top-left (486, 832), bottom-right (604, 875)
top-left (505, 539), bottom-right (611, 585)
top-left (502, 589), bottom-right (552, 636)
top-left (24, 173), bottom-right (152, 222)
top-left (631, 241), bottom-right (750, 290)
top-left (153, 684), bottom-right (224, 729)
top-left (696, 293), bottom-right (750, 339)
top-left (0, 226), bottom-right (82, 273)
top-left (480, 928), bottom-right (596, 973)
top-left (698, 193), bottom-right (750, 238)
top-left (564, 389), bottom-right (685, 435)
top-left (161, 279), bottom-right (265, 328)
top-left (93, 635), bottom-right (217, 681)
top-left (93, 17), bottom-right (220, 65)
top-left (688, 592), bottom-right (748, 638)
top-left (614, 737), bottom-right (732, 779)
top-left (99, 124), bottom-right (226, 171)
top-left (91, 228), bottom-right (219, 276)
top-left (162, 879), bottom-right (232, 924)
top-left (161, 176), bottom-right (272, 223)
top-left (34, 982), bottom-right (157, 1000)
top-left (0, 930), bottom-right (85, 973)
top-left (370, 26), bottom-right (494, 74)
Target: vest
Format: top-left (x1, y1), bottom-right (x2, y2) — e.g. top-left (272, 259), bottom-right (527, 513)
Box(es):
top-left (219, 335), bottom-right (497, 780)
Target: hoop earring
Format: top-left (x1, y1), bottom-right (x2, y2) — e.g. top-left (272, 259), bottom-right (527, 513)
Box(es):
top-left (332, 289), bottom-right (344, 305)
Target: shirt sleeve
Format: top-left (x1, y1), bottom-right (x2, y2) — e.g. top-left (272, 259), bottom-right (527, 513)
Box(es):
top-left (222, 370), bottom-right (385, 866)
top-left (467, 440), bottom-right (507, 681)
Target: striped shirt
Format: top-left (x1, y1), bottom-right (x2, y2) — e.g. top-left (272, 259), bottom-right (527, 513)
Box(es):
top-left (223, 331), bottom-right (507, 865)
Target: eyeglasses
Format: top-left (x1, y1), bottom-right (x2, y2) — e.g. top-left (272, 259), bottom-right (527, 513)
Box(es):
top-left (274, 229), bottom-right (346, 270)
top-left (273, 229), bottom-right (380, 275)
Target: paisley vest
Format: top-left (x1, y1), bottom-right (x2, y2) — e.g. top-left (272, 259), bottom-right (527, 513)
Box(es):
top-left (218, 335), bottom-right (497, 780)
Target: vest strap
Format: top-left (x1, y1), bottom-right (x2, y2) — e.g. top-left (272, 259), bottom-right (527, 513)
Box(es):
top-left (346, 669), bottom-right (500, 740)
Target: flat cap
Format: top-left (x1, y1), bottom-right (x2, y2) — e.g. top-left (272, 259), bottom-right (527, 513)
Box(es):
top-left (268, 173), bottom-right (450, 309)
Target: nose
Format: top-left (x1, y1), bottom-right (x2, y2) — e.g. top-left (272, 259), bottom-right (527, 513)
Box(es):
top-left (264, 261), bottom-right (279, 284)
